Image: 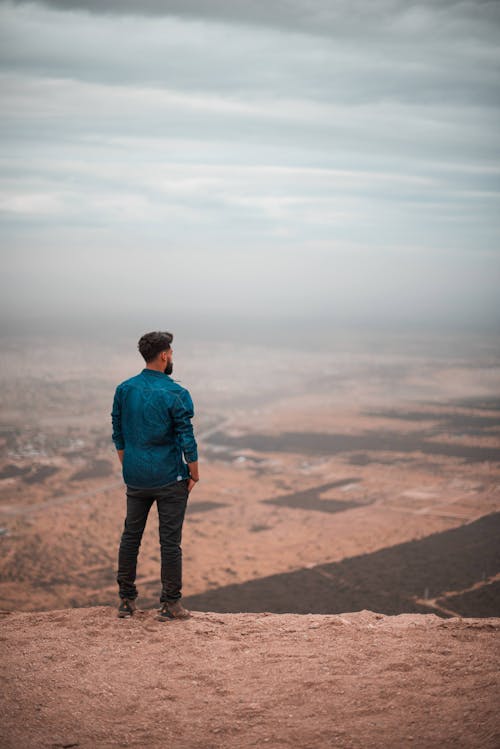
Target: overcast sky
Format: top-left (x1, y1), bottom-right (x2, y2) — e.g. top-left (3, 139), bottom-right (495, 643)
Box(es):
top-left (1, 0), bottom-right (499, 337)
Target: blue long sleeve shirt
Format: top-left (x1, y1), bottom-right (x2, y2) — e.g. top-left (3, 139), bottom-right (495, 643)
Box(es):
top-left (111, 368), bottom-right (198, 488)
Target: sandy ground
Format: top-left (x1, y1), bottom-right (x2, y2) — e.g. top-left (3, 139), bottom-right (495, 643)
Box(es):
top-left (1, 606), bottom-right (499, 749)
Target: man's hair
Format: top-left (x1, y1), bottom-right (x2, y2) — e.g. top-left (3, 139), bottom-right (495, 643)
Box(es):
top-left (138, 331), bottom-right (174, 362)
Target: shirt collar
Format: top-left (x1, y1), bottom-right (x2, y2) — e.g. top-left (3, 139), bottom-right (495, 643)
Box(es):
top-left (141, 368), bottom-right (169, 378)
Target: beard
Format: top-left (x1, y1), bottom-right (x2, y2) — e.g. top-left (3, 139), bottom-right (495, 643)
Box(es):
top-left (164, 361), bottom-right (173, 375)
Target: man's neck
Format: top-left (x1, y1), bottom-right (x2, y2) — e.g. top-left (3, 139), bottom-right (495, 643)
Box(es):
top-left (145, 363), bottom-right (165, 373)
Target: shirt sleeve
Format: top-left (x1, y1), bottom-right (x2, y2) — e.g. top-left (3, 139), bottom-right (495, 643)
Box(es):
top-left (111, 385), bottom-right (125, 450)
top-left (170, 389), bottom-right (198, 463)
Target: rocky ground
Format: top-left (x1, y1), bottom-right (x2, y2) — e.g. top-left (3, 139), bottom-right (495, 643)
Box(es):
top-left (1, 606), bottom-right (499, 749)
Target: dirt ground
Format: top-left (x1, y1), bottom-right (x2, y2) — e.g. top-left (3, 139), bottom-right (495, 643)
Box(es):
top-left (1, 606), bottom-right (499, 749)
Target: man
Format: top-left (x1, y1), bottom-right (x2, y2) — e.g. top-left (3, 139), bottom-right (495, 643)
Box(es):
top-left (111, 330), bottom-right (199, 621)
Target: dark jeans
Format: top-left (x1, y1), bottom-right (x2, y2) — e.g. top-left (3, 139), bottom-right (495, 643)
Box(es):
top-left (117, 479), bottom-right (189, 603)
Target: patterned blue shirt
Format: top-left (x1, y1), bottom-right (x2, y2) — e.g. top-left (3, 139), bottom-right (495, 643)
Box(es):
top-left (111, 368), bottom-right (198, 488)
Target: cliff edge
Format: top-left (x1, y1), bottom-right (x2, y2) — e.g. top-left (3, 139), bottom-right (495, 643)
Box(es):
top-left (1, 607), bottom-right (499, 748)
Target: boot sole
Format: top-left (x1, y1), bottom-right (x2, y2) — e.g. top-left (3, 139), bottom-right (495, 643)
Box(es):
top-left (156, 611), bottom-right (191, 621)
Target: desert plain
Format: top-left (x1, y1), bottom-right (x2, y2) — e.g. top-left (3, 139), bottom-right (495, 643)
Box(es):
top-left (1, 327), bottom-right (499, 748)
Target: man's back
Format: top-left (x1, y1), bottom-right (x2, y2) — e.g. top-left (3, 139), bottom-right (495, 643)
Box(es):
top-left (114, 330), bottom-right (198, 619)
top-left (112, 368), bottom-right (198, 488)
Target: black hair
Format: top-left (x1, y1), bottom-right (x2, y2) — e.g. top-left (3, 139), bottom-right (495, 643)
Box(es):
top-left (137, 331), bottom-right (173, 362)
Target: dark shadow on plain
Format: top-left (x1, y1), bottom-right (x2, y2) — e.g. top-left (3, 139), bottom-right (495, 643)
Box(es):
top-left (362, 408), bottom-right (500, 434)
top-left (439, 580), bottom-right (500, 618)
top-left (207, 430), bottom-right (500, 464)
top-left (183, 512), bottom-right (500, 618)
top-left (432, 396), bottom-right (500, 412)
top-left (0, 463), bottom-right (60, 483)
top-left (70, 459), bottom-right (113, 481)
top-left (262, 479), bottom-right (365, 513)
top-left (187, 500), bottom-right (228, 514)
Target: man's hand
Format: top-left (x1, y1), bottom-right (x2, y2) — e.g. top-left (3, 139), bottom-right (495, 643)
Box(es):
top-left (117, 449), bottom-right (124, 465)
top-left (187, 460), bottom-right (199, 493)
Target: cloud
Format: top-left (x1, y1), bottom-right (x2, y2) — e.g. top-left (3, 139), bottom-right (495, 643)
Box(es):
top-left (2, 1), bottom-right (500, 110)
top-left (0, 0), bottom-right (499, 330)
top-left (5, 0), bottom-right (500, 44)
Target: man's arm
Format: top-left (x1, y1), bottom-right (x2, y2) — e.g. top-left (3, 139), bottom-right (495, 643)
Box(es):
top-left (170, 390), bottom-right (199, 490)
top-left (111, 386), bottom-right (125, 465)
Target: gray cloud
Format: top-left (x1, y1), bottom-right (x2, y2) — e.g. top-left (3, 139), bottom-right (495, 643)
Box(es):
top-left (0, 0), bottom-right (499, 332)
top-left (6, 0), bottom-right (500, 41)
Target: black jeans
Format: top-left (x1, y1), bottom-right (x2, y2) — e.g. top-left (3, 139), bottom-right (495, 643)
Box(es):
top-left (117, 479), bottom-right (189, 603)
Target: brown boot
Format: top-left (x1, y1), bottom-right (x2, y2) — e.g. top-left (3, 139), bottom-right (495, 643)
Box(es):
top-left (118, 598), bottom-right (137, 618)
top-left (157, 600), bottom-right (191, 621)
